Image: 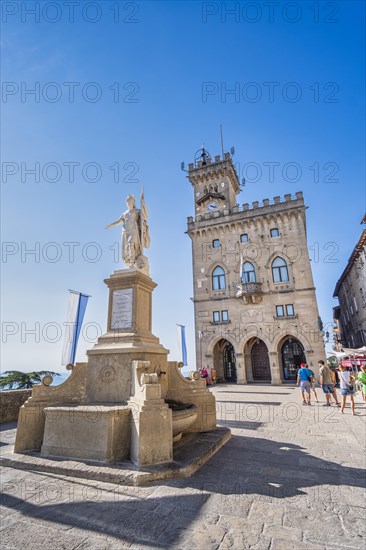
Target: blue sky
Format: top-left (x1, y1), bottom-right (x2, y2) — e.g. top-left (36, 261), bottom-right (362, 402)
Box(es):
top-left (1, 0), bottom-right (365, 374)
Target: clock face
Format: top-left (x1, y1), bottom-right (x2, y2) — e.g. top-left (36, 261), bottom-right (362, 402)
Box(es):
top-left (207, 201), bottom-right (218, 212)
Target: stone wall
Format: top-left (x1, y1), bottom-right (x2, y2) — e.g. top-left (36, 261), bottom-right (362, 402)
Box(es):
top-left (0, 390), bottom-right (32, 423)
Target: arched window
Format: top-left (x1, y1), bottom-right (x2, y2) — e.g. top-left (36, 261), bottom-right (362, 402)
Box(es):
top-left (212, 266), bottom-right (226, 290)
top-left (272, 257), bottom-right (289, 283)
top-left (242, 261), bottom-right (256, 283)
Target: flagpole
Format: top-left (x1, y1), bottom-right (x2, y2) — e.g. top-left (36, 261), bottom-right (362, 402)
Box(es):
top-left (68, 289), bottom-right (91, 298)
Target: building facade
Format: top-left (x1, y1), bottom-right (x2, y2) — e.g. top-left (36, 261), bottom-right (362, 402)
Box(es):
top-left (333, 219), bottom-right (366, 350)
top-left (186, 149), bottom-right (326, 384)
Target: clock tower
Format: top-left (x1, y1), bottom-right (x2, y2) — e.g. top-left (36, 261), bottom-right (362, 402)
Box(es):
top-left (185, 145), bottom-right (326, 385)
top-left (187, 148), bottom-right (240, 216)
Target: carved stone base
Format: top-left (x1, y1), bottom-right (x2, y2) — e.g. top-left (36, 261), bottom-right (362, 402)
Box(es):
top-left (41, 405), bottom-right (131, 461)
top-left (85, 269), bottom-right (169, 403)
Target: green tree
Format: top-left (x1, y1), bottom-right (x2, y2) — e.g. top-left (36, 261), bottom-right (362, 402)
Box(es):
top-left (0, 371), bottom-right (60, 390)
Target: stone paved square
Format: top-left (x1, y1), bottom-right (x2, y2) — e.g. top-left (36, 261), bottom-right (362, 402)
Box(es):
top-left (1, 384), bottom-right (365, 549)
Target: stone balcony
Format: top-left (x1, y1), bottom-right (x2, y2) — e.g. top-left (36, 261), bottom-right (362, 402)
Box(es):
top-left (236, 282), bottom-right (263, 304)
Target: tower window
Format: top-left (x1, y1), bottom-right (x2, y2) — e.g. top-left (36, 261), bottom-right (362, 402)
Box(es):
top-left (272, 257), bottom-right (289, 283)
top-left (270, 228), bottom-right (279, 237)
top-left (240, 233), bottom-right (249, 243)
top-left (213, 310), bottom-right (229, 323)
top-left (242, 261), bottom-right (256, 283)
top-left (276, 304), bottom-right (295, 317)
top-left (212, 239), bottom-right (220, 249)
top-left (276, 305), bottom-right (284, 317)
top-left (212, 266), bottom-right (226, 290)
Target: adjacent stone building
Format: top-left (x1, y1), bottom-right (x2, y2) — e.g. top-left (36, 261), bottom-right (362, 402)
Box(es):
top-left (333, 217), bottom-right (366, 349)
top-left (185, 148), bottom-right (326, 384)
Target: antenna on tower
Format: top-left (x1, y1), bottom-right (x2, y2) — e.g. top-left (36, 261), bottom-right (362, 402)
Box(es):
top-left (220, 125), bottom-right (224, 158)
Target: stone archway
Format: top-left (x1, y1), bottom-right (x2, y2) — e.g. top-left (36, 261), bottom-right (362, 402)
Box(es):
top-left (250, 338), bottom-right (271, 381)
top-left (212, 339), bottom-right (237, 383)
top-left (280, 337), bottom-right (306, 381)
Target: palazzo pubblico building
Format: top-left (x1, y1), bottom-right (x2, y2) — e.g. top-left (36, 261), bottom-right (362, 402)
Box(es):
top-left (185, 148), bottom-right (326, 384)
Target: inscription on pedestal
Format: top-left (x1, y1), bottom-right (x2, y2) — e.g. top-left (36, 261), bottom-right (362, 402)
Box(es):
top-left (111, 289), bottom-right (133, 329)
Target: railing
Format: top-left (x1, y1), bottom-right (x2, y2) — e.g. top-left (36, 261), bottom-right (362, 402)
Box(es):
top-left (237, 282), bottom-right (262, 295)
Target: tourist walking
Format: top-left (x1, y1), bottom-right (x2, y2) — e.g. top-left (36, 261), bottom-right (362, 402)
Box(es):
top-left (338, 365), bottom-right (356, 415)
top-left (200, 366), bottom-right (210, 386)
top-left (358, 364), bottom-right (366, 406)
top-left (331, 367), bottom-right (340, 404)
top-left (308, 364), bottom-right (319, 403)
top-left (318, 360), bottom-right (339, 406)
top-left (297, 362), bottom-right (313, 405)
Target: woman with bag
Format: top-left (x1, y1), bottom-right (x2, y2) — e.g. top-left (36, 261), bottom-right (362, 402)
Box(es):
top-left (338, 365), bottom-right (356, 415)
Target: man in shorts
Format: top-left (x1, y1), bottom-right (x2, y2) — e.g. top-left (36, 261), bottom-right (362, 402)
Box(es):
top-left (297, 362), bottom-right (313, 405)
top-left (319, 359), bottom-right (339, 406)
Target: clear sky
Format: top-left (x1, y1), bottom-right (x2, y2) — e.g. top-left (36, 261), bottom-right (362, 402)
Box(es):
top-left (1, 0), bottom-right (365, 375)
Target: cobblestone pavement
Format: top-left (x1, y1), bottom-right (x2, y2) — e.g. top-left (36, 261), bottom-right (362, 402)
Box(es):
top-left (1, 384), bottom-right (365, 549)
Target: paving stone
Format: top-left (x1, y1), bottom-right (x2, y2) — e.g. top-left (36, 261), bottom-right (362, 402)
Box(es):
top-left (0, 513), bottom-right (19, 532)
top-left (248, 502), bottom-right (284, 525)
top-left (247, 537), bottom-right (272, 550)
top-left (0, 521), bottom-right (87, 550)
top-left (217, 515), bottom-right (261, 532)
top-left (73, 534), bottom-right (131, 549)
top-left (284, 508), bottom-right (346, 541)
top-left (219, 530), bottom-right (257, 549)
top-left (162, 526), bottom-right (224, 549)
top-left (263, 524), bottom-right (302, 539)
top-left (202, 492), bottom-right (253, 516)
top-left (270, 538), bottom-right (325, 549)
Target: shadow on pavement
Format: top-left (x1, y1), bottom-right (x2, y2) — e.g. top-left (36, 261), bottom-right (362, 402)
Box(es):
top-left (176, 434), bottom-right (366, 499)
top-left (0, 491), bottom-right (207, 547)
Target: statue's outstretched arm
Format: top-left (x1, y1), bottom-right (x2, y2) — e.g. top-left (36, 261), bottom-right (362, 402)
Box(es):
top-left (105, 216), bottom-right (123, 230)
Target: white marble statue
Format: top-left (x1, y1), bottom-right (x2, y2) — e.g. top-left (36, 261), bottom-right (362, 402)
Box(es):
top-left (105, 191), bottom-right (150, 272)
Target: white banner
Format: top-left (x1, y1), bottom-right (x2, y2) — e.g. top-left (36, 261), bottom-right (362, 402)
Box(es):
top-left (61, 291), bottom-right (81, 366)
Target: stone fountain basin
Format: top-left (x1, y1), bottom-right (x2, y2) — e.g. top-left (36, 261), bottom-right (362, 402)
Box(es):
top-left (166, 400), bottom-right (198, 443)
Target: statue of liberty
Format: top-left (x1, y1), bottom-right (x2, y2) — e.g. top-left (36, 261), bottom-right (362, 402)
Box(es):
top-left (105, 190), bottom-right (150, 273)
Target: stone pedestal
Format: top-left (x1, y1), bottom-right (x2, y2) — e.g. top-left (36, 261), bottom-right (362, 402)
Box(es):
top-left (86, 269), bottom-right (169, 403)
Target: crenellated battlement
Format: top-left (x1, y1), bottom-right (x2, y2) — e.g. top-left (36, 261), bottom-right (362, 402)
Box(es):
top-left (187, 150), bottom-right (241, 197)
top-left (187, 191), bottom-right (304, 226)
top-left (188, 151), bottom-right (232, 172)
